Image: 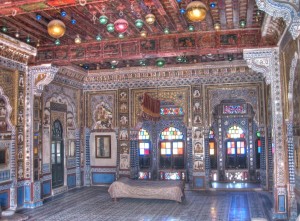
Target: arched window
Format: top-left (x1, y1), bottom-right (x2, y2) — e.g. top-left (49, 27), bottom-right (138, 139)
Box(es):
top-left (160, 127), bottom-right (184, 169)
top-left (138, 129), bottom-right (151, 169)
top-left (255, 131), bottom-right (261, 169)
top-left (209, 129), bottom-right (217, 169)
top-left (225, 126), bottom-right (247, 169)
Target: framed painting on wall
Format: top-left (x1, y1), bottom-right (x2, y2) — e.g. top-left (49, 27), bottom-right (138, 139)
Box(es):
top-left (95, 135), bottom-right (111, 158)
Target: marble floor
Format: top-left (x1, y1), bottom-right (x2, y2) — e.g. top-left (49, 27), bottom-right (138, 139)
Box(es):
top-left (17, 186), bottom-right (274, 221)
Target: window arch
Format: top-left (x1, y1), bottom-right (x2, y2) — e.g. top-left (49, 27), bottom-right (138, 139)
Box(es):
top-left (138, 129), bottom-right (151, 169)
top-left (160, 127), bottom-right (184, 169)
top-left (209, 129), bottom-right (217, 169)
top-left (225, 125), bottom-right (247, 169)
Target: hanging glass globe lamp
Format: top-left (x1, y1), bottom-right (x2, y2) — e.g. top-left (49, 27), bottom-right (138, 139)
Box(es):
top-left (186, 1), bottom-right (207, 22)
top-left (114, 18), bottom-right (128, 33)
top-left (99, 15), bottom-right (108, 25)
top-left (47, 19), bottom-right (66, 38)
top-left (156, 58), bottom-right (165, 67)
top-left (107, 23), bottom-right (115, 32)
top-left (135, 19), bottom-right (144, 28)
top-left (145, 13), bottom-right (156, 25)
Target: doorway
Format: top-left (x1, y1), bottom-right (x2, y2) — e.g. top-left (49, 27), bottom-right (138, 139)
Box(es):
top-left (51, 120), bottom-right (64, 188)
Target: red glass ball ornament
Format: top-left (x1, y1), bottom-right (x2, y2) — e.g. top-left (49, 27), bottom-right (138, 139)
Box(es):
top-left (114, 18), bottom-right (128, 33)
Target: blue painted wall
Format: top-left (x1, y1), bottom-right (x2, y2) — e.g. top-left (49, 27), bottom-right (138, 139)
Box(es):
top-left (194, 177), bottom-right (205, 189)
top-left (24, 185), bottom-right (31, 202)
top-left (17, 186), bottom-right (24, 207)
top-left (92, 173), bottom-right (115, 185)
top-left (0, 191), bottom-right (9, 209)
top-left (67, 174), bottom-right (76, 188)
top-left (42, 181), bottom-right (51, 198)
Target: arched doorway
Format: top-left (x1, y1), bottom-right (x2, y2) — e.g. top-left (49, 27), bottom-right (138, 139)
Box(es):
top-left (51, 120), bottom-right (64, 188)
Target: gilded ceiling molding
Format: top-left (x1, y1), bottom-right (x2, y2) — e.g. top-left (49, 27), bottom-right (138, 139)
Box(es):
top-left (0, 33), bottom-right (36, 64)
top-left (256, 0), bottom-right (300, 39)
top-left (29, 64), bottom-right (59, 96)
top-left (244, 47), bottom-right (289, 216)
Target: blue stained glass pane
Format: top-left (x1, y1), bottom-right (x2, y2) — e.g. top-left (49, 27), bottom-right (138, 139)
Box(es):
top-left (258, 147), bottom-right (261, 153)
top-left (166, 149), bottom-right (171, 155)
top-left (140, 149), bottom-right (144, 155)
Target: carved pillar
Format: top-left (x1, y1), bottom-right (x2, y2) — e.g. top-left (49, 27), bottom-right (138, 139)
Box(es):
top-left (256, 0), bottom-right (300, 39)
top-left (203, 127), bottom-right (210, 189)
top-left (244, 48), bottom-right (290, 219)
top-left (84, 128), bottom-right (91, 186)
top-left (23, 64), bottom-right (58, 207)
top-left (75, 128), bottom-right (81, 187)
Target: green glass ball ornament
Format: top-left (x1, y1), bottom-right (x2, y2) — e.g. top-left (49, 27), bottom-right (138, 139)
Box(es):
top-left (135, 19), bottom-right (144, 28)
top-left (164, 28), bottom-right (170, 34)
top-left (107, 23), bottom-right (114, 32)
top-left (55, 39), bottom-right (61, 45)
top-left (99, 15), bottom-right (108, 25)
top-left (156, 58), bottom-right (165, 67)
top-left (188, 25), bottom-right (195, 32)
top-left (96, 34), bottom-right (102, 41)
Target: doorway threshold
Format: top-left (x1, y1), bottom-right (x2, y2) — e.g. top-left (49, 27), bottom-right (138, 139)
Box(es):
top-left (210, 181), bottom-right (262, 190)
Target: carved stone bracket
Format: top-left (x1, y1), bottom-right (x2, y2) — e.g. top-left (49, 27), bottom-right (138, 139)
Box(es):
top-left (29, 64), bottom-right (59, 96)
top-left (243, 47), bottom-right (289, 217)
top-left (256, 0), bottom-right (300, 39)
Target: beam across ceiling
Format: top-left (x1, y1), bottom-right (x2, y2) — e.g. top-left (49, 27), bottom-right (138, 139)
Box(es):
top-left (35, 28), bottom-right (271, 66)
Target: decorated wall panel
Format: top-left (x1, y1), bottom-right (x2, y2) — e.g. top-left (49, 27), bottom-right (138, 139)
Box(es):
top-left (131, 87), bottom-right (189, 127)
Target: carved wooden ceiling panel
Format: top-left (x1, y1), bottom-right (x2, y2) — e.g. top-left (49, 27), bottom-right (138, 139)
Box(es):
top-left (0, 0), bottom-right (278, 70)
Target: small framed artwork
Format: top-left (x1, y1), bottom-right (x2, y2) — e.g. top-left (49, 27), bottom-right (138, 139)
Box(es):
top-left (95, 135), bottom-right (111, 158)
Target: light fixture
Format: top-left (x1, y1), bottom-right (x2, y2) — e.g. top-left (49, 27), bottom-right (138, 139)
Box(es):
top-left (188, 25), bottom-right (195, 31)
top-left (47, 19), bottom-right (66, 38)
top-left (26, 36), bottom-right (31, 43)
top-left (214, 22), bottom-right (221, 31)
top-left (135, 19), bottom-right (144, 29)
top-left (177, 0), bottom-right (182, 2)
top-left (15, 32), bottom-right (20, 38)
top-left (186, 1), bottom-right (207, 22)
top-left (36, 14), bottom-right (42, 20)
top-left (74, 34), bottom-right (81, 44)
top-left (111, 60), bottom-right (119, 66)
top-left (114, 18), bottom-right (128, 33)
top-left (139, 59), bottom-right (147, 66)
top-left (140, 30), bottom-right (147, 37)
top-left (118, 33), bottom-right (125, 39)
top-left (176, 56), bottom-right (187, 63)
top-left (239, 19), bottom-right (246, 28)
top-left (156, 58), bottom-right (165, 67)
top-left (107, 23), bottom-right (114, 32)
top-left (1, 26), bottom-right (7, 32)
top-left (71, 18), bottom-right (76, 25)
top-left (180, 8), bottom-right (186, 14)
top-left (55, 39), bottom-right (60, 45)
top-left (83, 64), bottom-right (89, 70)
top-left (228, 54), bottom-right (234, 61)
top-left (99, 15), bottom-right (108, 25)
top-left (36, 40), bottom-right (40, 47)
top-left (145, 13), bottom-right (156, 25)
top-left (96, 34), bottom-right (102, 41)
top-left (61, 10), bottom-right (67, 17)
top-left (209, 2), bottom-right (217, 8)
top-left (164, 28), bottom-right (170, 34)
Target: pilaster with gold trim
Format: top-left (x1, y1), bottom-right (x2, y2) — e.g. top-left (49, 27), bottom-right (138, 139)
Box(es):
top-left (244, 47), bottom-right (294, 219)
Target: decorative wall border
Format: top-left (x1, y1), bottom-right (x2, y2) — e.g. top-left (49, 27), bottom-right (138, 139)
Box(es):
top-left (243, 47), bottom-right (289, 218)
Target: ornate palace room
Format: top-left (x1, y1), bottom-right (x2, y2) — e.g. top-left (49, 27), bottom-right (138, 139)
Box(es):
top-left (0, 0), bottom-right (299, 220)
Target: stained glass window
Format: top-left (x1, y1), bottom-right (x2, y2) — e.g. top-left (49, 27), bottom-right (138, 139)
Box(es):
top-left (160, 107), bottom-right (184, 116)
top-left (256, 131), bottom-right (261, 169)
top-left (223, 104), bottom-right (246, 114)
top-left (227, 126), bottom-right (245, 138)
top-left (160, 127), bottom-right (184, 170)
top-left (226, 126), bottom-right (246, 169)
top-left (138, 128), bottom-right (151, 169)
top-left (160, 127), bottom-right (183, 140)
